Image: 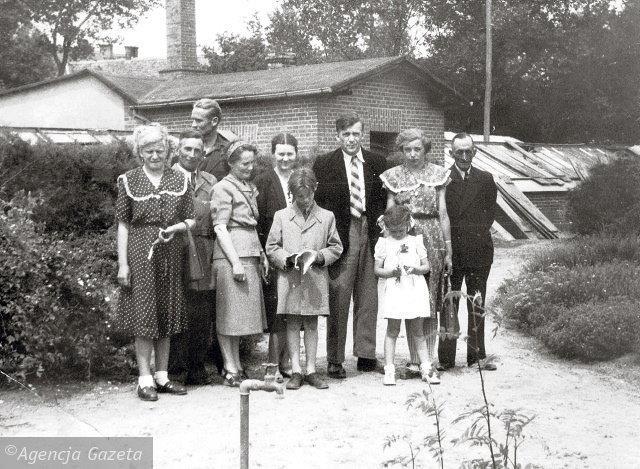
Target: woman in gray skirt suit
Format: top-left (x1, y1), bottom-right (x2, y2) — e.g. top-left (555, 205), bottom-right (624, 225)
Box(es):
top-left (211, 142), bottom-right (269, 386)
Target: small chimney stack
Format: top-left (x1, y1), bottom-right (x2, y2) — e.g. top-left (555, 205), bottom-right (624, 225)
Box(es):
top-left (125, 46), bottom-right (139, 60)
top-left (266, 52), bottom-right (297, 69)
top-left (160, 0), bottom-right (204, 77)
top-left (99, 44), bottom-right (114, 60)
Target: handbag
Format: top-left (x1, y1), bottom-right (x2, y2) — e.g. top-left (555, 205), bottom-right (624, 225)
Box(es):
top-left (185, 229), bottom-right (205, 282)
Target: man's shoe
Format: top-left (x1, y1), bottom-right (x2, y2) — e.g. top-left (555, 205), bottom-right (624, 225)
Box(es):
top-left (327, 363), bottom-right (347, 379)
top-left (436, 363), bottom-right (454, 372)
top-left (286, 372), bottom-right (304, 390)
top-left (468, 360), bottom-right (497, 371)
top-left (304, 372), bottom-right (329, 389)
top-left (137, 385), bottom-right (158, 402)
top-left (356, 357), bottom-right (380, 372)
top-left (156, 380), bottom-right (187, 395)
top-left (399, 362), bottom-right (421, 380)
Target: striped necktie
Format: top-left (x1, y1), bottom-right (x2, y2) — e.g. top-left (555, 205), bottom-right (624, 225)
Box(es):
top-left (349, 154), bottom-right (364, 218)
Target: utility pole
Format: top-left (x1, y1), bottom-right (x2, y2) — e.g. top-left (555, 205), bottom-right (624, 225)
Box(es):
top-left (484, 0), bottom-right (492, 142)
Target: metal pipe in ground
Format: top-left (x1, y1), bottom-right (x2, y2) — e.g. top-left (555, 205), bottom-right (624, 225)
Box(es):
top-left (240, 364), bottom-right (284, 469)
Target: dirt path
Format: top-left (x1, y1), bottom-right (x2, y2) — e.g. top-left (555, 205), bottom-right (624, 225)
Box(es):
top-left (2, 242), bottom-right (640, 468)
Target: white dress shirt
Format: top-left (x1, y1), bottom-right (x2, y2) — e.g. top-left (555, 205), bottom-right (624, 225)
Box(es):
top-left (342, 149), bottom-right (367, 210)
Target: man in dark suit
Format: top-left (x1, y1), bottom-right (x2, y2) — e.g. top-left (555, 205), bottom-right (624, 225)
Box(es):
top-left (439, 132), bottom-right (498, 371)
top-left (313, 112), bottom-right (388, 378)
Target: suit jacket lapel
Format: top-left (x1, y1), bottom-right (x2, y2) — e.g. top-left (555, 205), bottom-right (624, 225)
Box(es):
top-left (332, 149), bottom-right (350, 196)
top-left (194, 171), bottom-right (205, 193)
top-left (459, 166), bottom-right (481, 215)
top-left (270, 168), bottom-right (288, 209)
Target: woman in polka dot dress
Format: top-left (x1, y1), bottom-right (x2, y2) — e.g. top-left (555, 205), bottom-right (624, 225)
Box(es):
top-left (116, 124), bottom-right (196, 402)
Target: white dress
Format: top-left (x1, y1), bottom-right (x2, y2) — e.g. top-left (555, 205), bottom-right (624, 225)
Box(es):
top-left (374, 235), bottom-right (432, 319)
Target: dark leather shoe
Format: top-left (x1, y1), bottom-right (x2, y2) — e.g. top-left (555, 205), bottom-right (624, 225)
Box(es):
top-left (327, 363), bottom-right (347, 379)
top-left (156, 380), bottom-right (187, 395)
top-left (356, 357), bottom-right (380, 372)
top-left (304, 372), bottom-right (329, 389)
top-left (436, 363), bottom-right (454, 372)
top-left (286, 372), bottom-right (304, 390)
top-left (137, 386), bottom-right (158, 402)
top-left (468, 361), bottom-right (497, 371)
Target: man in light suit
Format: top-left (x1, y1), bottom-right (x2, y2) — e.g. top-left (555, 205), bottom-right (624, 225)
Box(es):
top-left (313, 112), bottom-right (388, 378)
top-left (170, 129), bottom-right (223, 384)
top-left (439, 133), bottom-right (498, 371)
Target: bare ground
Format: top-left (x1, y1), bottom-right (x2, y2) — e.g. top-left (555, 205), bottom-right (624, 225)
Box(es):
top-left (2, 241), bottom-right (640, 468)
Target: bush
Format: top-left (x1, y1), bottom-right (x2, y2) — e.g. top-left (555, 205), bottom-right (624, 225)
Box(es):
top-left (496, 237), bottom-right (640, 362)
top-left (568, 156), bottom-right (640, 234)
top-left (0, 136), bottom-right (136, 233)
top-left (0, 201), bottom-right (135, 383)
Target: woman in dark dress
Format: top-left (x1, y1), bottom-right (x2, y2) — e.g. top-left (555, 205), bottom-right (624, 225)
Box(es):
top-left (255, 132), bottom-right (299, 380)
top-left (116, 124), bottom-right (196, 401)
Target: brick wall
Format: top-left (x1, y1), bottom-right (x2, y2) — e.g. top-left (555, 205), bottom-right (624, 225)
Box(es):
top-left (317, 67), bottom-right (446, 165)
top-left (137, 97), bottom-right (320, 163)
top-left (524, 191), bottom-right (572, 232)
top-left (135, 64), bottom-right (447, 166)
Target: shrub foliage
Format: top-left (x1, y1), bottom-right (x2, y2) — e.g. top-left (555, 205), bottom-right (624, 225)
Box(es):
top-left (497, 235), bottom-right (640, 361)
top-left (568, 156), bottom-right (640, 235)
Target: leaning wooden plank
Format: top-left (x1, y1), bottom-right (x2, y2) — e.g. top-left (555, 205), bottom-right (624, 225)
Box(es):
top-left (508, 141), bottom-right (569, 182)
top-left (479, 145), bottom-right (555, 185)
top-left (496, 193), bottom-right (530, 236)
top-left (496, 178), bottom-right (559, 235)
top-left (492, 221), bottom-right (516, 241)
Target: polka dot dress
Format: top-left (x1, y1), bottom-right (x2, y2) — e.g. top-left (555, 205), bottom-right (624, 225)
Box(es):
top-left (115, 167), bottom-right (194, 339)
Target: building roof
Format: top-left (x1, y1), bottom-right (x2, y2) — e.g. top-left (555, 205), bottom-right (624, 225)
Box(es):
top-left (0, 69), bottom-right (166, 104)
top-left (136, 56), bottom-right (463, 107)
top-left (0, 56), bottom-right (463, 110)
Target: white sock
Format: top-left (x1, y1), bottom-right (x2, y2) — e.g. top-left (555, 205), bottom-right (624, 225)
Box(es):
top-left (154, 371), bottom-right (169, 386)
top-left (138, 375), bottom-right (155, 388)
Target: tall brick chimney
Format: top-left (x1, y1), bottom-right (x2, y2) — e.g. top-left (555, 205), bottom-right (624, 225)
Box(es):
top-left (160, 0), bottom-right (204, 77)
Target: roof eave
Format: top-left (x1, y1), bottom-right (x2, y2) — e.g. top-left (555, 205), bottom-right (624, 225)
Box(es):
top-left (133, 87), bottom-right (334, 109)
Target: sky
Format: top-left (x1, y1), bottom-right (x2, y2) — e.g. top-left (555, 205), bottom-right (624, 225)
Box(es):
top-left (110, 0), bottom-right (279, 58)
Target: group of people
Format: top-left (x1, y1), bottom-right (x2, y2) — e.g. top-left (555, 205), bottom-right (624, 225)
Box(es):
top-left (115, 98), bottom-right (498, 402)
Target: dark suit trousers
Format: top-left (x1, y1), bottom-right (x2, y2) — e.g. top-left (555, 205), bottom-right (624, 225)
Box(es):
top-left (439, 263), bottom-right (492, 366)
top-left (170, 289), bottom-right (222, 374)
top-left (327, 216), bottom-right (378, 364)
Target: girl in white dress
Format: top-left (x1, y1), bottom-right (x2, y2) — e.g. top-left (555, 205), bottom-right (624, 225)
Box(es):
top-left (374, 205), bottom-right (440, 385)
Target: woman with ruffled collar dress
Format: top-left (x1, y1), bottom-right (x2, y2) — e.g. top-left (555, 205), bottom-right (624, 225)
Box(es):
top-left (379, 128), bottom-right (453, 380)
top-left (115, 124), bottom-right (196, 401)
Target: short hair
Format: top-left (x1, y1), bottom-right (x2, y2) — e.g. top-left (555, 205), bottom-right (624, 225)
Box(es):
top-left (383, 204), bottom-right (411, 229)
top-left (193, 98), bottom-right (222, 122)
top-left (178, 129), bottom-right (203, 142)
top-left (451, 132), bottom-right (474, 148)
top-left (131, 123), bottom-right (169, 157)
top-left (227, 141), bottom-right (258, 164)
top-left (395, 128), bottom-right (432, 153)
top-left (335, 112), bottom-right (363, 133)
top-left (288, 167), bottom-right (317, 195)
top-left (271, 132), bottom-right (299, 154)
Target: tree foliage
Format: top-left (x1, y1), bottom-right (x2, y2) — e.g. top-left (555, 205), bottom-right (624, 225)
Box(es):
top-left (0, 0), bottom-right (55, 89)
top-left (421, 0), bottom-right (640, 142)
top-left (5, 0), bottom-right (159, 76)
top-left (202, 17), bottom-right (267, 74)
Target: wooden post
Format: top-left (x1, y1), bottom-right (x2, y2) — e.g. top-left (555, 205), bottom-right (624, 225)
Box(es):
top-left (484, 0), bottom-right (492, 143)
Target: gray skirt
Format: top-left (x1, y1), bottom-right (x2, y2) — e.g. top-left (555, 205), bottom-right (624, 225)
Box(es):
top-left (213, 257), bottom-right (267, 336)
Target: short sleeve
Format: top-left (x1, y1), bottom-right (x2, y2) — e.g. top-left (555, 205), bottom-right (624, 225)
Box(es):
top-left (115, 175), bottom-right (131, 223)
top-left (414, 235), bottom-right (428, 259)
top-left (211, 182), bottom-right (233, 225)
top-left (374, 237), bottom-right (387, 262)
top-left (178, 185), bottom-right (195, 221)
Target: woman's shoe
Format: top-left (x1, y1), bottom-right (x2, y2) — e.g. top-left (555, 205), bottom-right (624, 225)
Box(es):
top-left (383, 365), bottom-right (396, 386)
top-left (222, 370), bottom-right (241, 387)
top-left (137, 385), bottom-right (158, 401)
top-left (420, 364), bottom-right (441, 385)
